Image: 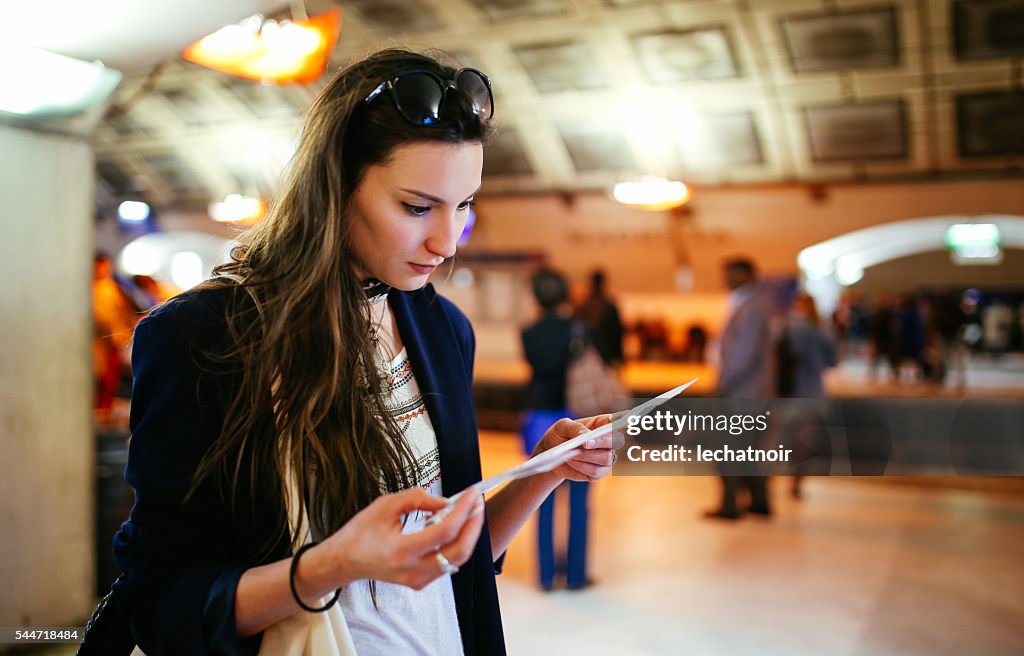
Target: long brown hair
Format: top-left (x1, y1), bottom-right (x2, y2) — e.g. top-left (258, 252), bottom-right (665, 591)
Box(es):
top-left (186, 49), bottom-right (492, 560)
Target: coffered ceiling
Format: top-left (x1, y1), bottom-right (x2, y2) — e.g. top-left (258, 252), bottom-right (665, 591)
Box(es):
top-left (90, 0), bottom-right (1024, 210)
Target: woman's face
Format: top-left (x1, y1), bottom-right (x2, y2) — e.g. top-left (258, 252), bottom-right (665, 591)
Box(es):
top-left (349, 140), bottom-right (482, 291)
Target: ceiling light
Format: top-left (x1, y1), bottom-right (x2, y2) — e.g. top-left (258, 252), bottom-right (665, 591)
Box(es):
top-left (613, 177), bottom-right (691, 212)
top-left (117, 200), bottom-right (150, 223)
top-left (209, 194), bottom-right (266, 224)
top-left (182, 9), bottom-right (342, 84)
top-left (0, 44), bottom-right (121, 119)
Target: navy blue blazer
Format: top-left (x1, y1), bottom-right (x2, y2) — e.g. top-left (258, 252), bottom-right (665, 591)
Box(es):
top-left (110, 282), bottom-right (505, 655)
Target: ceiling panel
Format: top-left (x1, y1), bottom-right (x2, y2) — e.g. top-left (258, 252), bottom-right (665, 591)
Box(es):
top-left (343, 0), bottom-right (444, 32)
top-left (804, 100), bottom-right (908, 162)
top-left (953, 0), bottom-right (1024, 61)
top-left (470, 0), bottom-right (570, 23)
top-left (513, 41), bottom-right (607, 93)
top-left (780, 6), bottom-right (901, 73)
top-left (677, 112), bottom-right (765, 169)
top-left (633, 27), bottom-right (742, 83)
top-left (559, 123), bottom-right (635, 172)
top-left (956, 91), bottom-right (1024, 157)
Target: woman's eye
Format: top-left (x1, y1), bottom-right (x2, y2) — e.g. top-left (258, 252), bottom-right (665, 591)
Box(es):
top-left (402, 203), bottom-right (431, 217)
top-left (458, 199), bottom-right (476, 211)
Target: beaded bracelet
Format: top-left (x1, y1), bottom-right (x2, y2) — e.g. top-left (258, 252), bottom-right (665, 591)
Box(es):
top-left (289, 541), bottom-right (341, 613)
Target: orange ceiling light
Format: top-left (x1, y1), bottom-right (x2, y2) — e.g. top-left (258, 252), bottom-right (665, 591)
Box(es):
top-left (182, 9), bottom-right (341, 84)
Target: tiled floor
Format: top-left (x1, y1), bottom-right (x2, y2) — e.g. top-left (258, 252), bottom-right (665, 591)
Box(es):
top-left (481, 429), bottom-right (1024, 655)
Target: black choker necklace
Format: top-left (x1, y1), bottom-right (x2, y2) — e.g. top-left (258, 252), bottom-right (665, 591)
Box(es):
top-left (361, 278), bottom-right (391, 300)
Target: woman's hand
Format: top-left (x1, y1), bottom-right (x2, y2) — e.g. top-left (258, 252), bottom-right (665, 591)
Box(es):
top-left (321, 487), bottom-right (484, 591)
top-left (530, 414), bottom-right (623, 483)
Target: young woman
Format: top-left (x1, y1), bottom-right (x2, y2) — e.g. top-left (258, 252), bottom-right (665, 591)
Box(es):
top-left (96, 50), bottom-right (616, 656)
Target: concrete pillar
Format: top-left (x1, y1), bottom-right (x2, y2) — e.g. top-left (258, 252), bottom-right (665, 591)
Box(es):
top-left (0, 122), bottom-right (95, 627)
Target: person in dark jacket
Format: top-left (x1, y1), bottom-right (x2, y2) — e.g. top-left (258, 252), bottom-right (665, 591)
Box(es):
top-left (88, 50), bottom-right (617, 656)
top-left (573, 269), bottom-right (625, 366)
top-left (521, 268), bottom-right (592, 591)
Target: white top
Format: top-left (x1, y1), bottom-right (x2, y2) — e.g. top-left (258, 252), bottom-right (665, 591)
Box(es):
top-left (336, 345), bottom-right (465, 656)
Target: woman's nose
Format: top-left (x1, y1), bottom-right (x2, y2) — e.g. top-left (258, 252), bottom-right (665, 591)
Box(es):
top-left (425, 212), bottom-right (462, 259)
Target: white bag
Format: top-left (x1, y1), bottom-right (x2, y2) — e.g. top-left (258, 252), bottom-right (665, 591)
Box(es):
top-left (259, 454), bottom-right (358, 655)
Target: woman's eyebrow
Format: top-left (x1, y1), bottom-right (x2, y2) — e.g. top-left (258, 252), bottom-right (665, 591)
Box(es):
top-left (400, 188), bottom-right (446, 204)
top-left (399, 187), bottom-right (481, 203)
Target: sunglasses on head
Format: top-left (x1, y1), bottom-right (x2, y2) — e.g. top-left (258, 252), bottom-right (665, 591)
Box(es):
top-left (363, 68), bottom-right (494, 126)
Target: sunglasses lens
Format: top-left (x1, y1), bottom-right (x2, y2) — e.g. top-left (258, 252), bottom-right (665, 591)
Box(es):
top-left (392, 74), bottom-right (443, 125)
top-left (456, 70), bottom-right (493, 120)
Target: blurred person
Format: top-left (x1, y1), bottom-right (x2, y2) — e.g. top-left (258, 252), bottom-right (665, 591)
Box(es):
top-left (982, 299), bottom-right (1013, 359)
top-left (896, 294), bottom-right (926, 382)
top-left (706, 257), bottom-right (774, 520)
top-left (932, 288), bottom-right (967, 387)
top-left (573, 269), bottom-right (624, 366)
top-left (642, 318), bottom-right (671, 361)
top-left (92, 252), bottom-right (140, 422)
top-left (129, 274), bottom-right (173, 313)
top-left (868, 291), bottom-right (900, 382)
top-left (82, 50), bottom-right (617, 656)
top-left (1018, 301), bottom-right (1024, 351)
top-left (833, 288), bottom-right (869, 358)
top-left (521, 268), bottom-right (593, 591)
top-left (831, 290), bottom-right (851, 356)
top-left (782, 294), bottom-right (837, 498)
top-left (682, 324), bottom-right (708, 363)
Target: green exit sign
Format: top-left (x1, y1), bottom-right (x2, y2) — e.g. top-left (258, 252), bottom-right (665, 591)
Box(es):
top-left (945, 223), bottom-right (1002, 264)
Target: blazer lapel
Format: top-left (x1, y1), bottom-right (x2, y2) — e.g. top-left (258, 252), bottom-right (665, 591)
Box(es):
top-left (390, 286), bottom-right (478, 496)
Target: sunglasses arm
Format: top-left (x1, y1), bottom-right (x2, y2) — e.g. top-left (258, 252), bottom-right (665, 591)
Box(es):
top-left (363, 83), bottom-right (388, 105)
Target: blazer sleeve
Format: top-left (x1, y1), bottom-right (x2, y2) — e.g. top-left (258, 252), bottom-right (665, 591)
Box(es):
top-left (112, 306), bottom-right (262, 656)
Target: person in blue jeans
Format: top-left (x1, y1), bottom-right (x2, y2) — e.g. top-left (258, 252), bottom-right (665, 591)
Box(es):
top-left (521, 268), bottom-right (591, 591)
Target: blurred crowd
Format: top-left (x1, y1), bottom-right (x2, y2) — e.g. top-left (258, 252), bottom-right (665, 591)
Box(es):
top-left (833, 288), bottom-right (1024, 385)
top-left (622, 284), bottom-right (1024, 389)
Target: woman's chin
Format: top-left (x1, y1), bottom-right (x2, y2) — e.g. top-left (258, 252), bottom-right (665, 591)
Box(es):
top-left (384, 275), bottom-right (431, 292)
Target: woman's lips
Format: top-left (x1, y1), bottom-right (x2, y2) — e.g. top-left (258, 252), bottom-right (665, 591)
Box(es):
top-left (409, 263), bottom-right (438, 275)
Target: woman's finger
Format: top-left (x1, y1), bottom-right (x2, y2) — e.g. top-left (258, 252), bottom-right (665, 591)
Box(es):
top-left (386, 486), bottom-right (450, 516)
top-left (403, 489), bottom-right (477, 555)
top-left (566, 458), bottom-right (612, 480)
top-left (576, 413), bottom-right (613, 430)
top-left (580, 432), bottom-right (619, 450)
top-left (568, 448), bottom-right (615, 467)
top-left (425, 494), bottom-right (485, 570)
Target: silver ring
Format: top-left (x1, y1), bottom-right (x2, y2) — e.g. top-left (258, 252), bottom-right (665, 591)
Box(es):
top-left (435, 551), bottom-right (459, 576)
